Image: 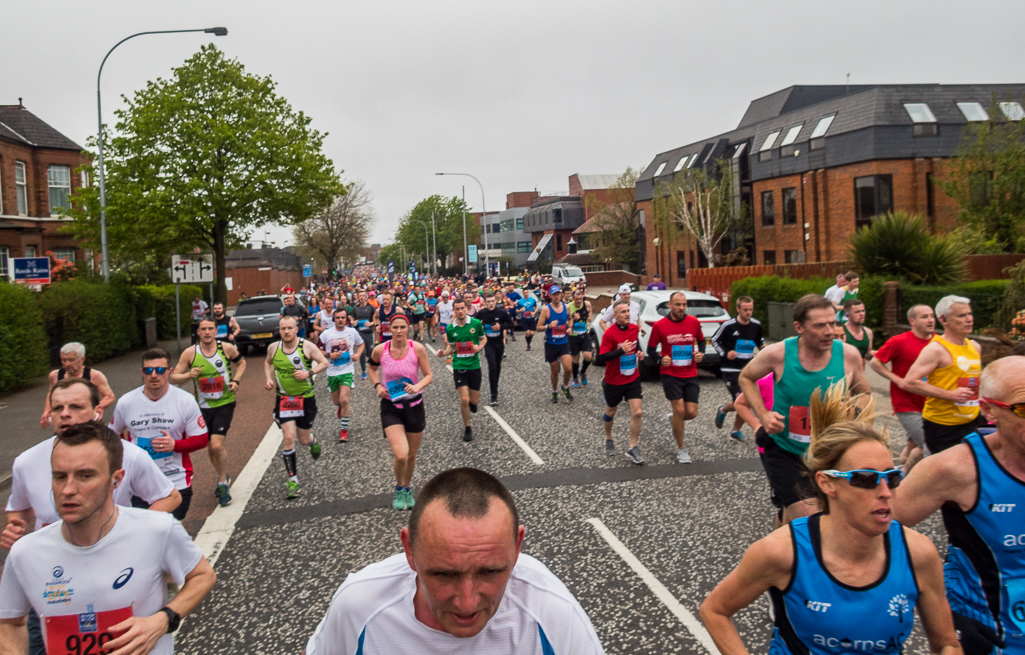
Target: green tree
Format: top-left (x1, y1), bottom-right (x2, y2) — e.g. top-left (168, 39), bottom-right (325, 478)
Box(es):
top-left (395, 195), bottom-right (478, 271)
top-left (68, 45), bottom-right (343, 302)
top-left (584, 168), bottom-right (640, 270)
top-left (848, 211), bottom-right (965, 285)
top-left (937, 98), bottom-right (1025, 252)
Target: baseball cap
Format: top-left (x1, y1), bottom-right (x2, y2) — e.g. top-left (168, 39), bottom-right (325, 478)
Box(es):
top-left (618, 283), bottom-right (633, 294)
top-left (550, 285), bottom-right (562, 293)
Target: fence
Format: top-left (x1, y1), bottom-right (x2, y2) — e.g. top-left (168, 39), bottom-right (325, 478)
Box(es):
top-left (964, 254), bottom-right (1025, 282)
top-left (687, 262), bottom-right (853, 298)
top-left (584, 270), bottom-right (642, 292)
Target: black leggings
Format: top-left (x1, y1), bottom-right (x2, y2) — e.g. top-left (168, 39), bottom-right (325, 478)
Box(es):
top-left (484, 342), bottom-right (504, 397)
top-left (359, 331), bottom-right (375, 372)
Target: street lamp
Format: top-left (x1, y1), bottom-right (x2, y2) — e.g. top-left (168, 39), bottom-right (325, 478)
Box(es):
top-left (436, 172), bottom-right (490, 278)
top-left (652, 237), bottom-right (661, 279)
top-left (407, 219), bottom-right (431, 277)
top-left (96, 27), bottom-right (228, 282)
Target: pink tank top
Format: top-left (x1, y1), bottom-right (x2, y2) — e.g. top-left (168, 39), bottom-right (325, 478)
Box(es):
top-left (381, 340), bottom-right (422, 406)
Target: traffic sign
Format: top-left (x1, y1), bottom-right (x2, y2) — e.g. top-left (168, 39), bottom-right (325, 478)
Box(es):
top-left (468, 245), bottom-right (478, 263)
top-left (12, 257), bottom-right (51, 285)
top-left (171, 254), bottom-right (214, 284)
top-left (302, 264), bottom-right (312, 278)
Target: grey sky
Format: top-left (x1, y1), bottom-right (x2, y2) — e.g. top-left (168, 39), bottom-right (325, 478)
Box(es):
top-left (5, 1), bottom-right (1024, 250)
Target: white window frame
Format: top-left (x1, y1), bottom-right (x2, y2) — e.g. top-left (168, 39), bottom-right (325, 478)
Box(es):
top-left (903, 103), bottom-right (937, 123)
top-left (687, 153), bottom-right (698, 168)
top-left (1000, 102), bottom-right (1025, 121)
top-left (957, 102), bottom-right (989, 122)
top-left (653, 162), bottom-right (667, 177)
top-left (54, 247), bottom-right (75, 263)
top-left (732, 143), bottom-right (747, 159)
top-left (759, 131), bottom-right (781, 152)
top-left (24, 246), bottom-right (36, 258)
top-left (80, 170), bottom-right (90, 187)
top-left (780, 124), bottom-right (804, 147)
top-left (0, 246), bottom-right (8, 279)
top-left (673, 156), bottom-right (687, 172)
top-left (810, 115), bottom-right (836, 138)
top-left (15, 161), bottom-right (27, 216)
top-left (47, 165), bottom-right (72, 216)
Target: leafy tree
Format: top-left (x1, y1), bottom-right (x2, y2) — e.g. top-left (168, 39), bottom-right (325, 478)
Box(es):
top-left (68, 45), bottom-right (343, 302)
top-left (937, 98), bottom-right (1025, 252)
top-left (395, 195), bottom-right (478, 271)
top-left (293, 180), bottom-right (375, 273)
top-left (848, 211), bottom-right (965, 285)
top-left (583, 168), bottom-right (640, 270)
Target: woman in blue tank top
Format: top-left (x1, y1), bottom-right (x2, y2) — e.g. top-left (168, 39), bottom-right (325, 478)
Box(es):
top-left (701, 383), bottom-right (961, 655)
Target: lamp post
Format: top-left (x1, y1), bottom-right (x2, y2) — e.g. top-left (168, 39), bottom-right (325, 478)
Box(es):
top-left (652, 237), bottom-right (661, 280)
top-left (437, 172), bottom-right (489, 278)
top-left (96, 27), bottom-right (228, 282)
top-left (408, 219), bottom-right (431, 278)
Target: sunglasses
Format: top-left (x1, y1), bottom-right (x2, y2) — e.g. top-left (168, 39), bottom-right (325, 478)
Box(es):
top-left (982, 397), bottom-right (1025, 419)
top-left (822, 468), bottom-right (904, 489)
top-left (142, 366), bottom-right (169, 375)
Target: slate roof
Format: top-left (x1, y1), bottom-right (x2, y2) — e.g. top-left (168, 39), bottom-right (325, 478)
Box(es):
top-left (0, 105), bottom-right (83, 151)
top-left (574, 174), bottom-right (621, 190)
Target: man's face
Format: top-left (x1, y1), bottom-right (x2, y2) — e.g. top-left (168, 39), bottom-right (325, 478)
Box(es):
top-left (279, 318), bottom-right (298, 342)
top-left (453, 302), bottom-right (467, 321)
top-left (333, 312), bottom-right (348, 329)
top-left (796, 307), bottom-right (838, 352)
top-left (669, 294), bottom-right (688, 320)
top-left (358, 292), bottom-right (368, 304)
top-left (382, 294), bottom-right (393, 308)
top-left (141, 358), bottom-right (171, 394)
top-left (323, 298), bottom-right (334, 311)
top-left (52, 440), bottom-right (121, 526)
top-left (50, 384), bottom-right (100, 434)
top-left (736, 302), bottom-right (754, 322)
top-left (615, 304), bottom-right (631, 326)
top-left (836, 274), bottom-right (847, 287)
top-left (550, 291), bottom-right (563, 304)
top-left (485, 296), bottom-right (496, 310)
top-left (197, 321), bottom-right (217, 344)
top-left (847, 277), bottom-right (860, 290)
top-left (910, 307), bottom-right (936, 335)
top-left (463, 293), bottom-right (474, 306)
top-left (942, 303), bottom-right (974, 335)
top-left (60, 351), bottom-right (83, 373)
top-left (848, 304), bottom-right (866, 326)
top-left (573, 292), bottom-right (584, 304)
top-left (402, 498), bottom-right (524, 638)
top-left (284, 295), bottom-right (295, 306)
top-left (213, 304), bottom-right (225, 318)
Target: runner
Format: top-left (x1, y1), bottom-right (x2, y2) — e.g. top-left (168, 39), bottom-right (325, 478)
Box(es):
top-left (436, 290), bottom-right (454, 335)
top-left (39, 342), bottom-right (116, 428)
top-left (376, 291), bottom-right (403, 345)
top-left (367, 315), bottom-right (434, 510)
top-left (646, 292), bottom-right (704, 463)
top-left (738, 294), bottom-right (870, 524)
top-left (109, 348), bottom-right (209, 521)
top-left (425, 290), bottom-right (439, 342)
top-left (599, 284), bottom-right (641, 333)
top-left (319, 307), bottom-right (365, 443)
top-left (893, 356), bottom-right (1025, 655)
top-left (312, 296), bottom-right (335, 342)
top-left (503, 283), bottom-right (521, 341)
top-left (596, 300), bottom-right (645, 464)
top-left (711, 295), bottom-right (764, 442)
top-left (280, 293), bottom-right (310, 339)
top-left (264, 315), bottom-right (330, 499)
top-left (170, 319), bottom-right (246, 507)
top-left (536, 286), bottom-right (573, 404)
top-left (568, 288), bottom-right (594, 388)
top-left (437, 299), bottom-right (486, 441)
top-left (824, 272), bottom-right (847, 317)
top-left (700, 384), bottom-right (960, 655)
top-left (211, 302), bottom-right (240, 344)
top-left (476, 293), bottom-right (514, 406)
top-left (836, 271), bottom-right (860, 325)
top-left (868, 304), bottom-right (935, 473)
top-left (408, 286), bottom-right (428, 341)
top-left (190, 294), bottom-right (209, 321)
top-left (352, 291), bottom-right (378, 381)
top-left (842, 298), bottom-right (874, 361)
top-left (0, 421), bottom-right (217, 655)
top-left (904, 295), bottom-right (984, 455)
top-left (516, 291), bottom-right (539, 351)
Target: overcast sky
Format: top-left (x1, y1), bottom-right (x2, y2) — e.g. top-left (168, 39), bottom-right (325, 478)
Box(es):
top-left (6, 1), bottom-right (1024, 248)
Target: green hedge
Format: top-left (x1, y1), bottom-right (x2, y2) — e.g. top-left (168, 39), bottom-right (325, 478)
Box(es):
top-left (0, 281), bottom-right (50, 393)
top-left (730, 275), bottom-right (886, 329)
top-left (901, 280), bottom-right (1009, 330)
top-left (37, 280), bottom-right (139, 363)
top-left (135, 284), bottom-right (202, 339)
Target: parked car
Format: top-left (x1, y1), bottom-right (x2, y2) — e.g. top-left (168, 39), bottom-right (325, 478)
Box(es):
top-left (551, 264), bottom-right (586, 287)
top-left (588, 290), bottom-right (730, 376)
top-left (233, 295), bottom-right (307, 354)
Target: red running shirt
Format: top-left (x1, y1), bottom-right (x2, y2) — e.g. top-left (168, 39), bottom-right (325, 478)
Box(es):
top-left (873, 330), bottom-right (933, 413)
top-left (649, 315), bottom-right (704, 379)
top-left (600, 323), bottom-right (641, 386)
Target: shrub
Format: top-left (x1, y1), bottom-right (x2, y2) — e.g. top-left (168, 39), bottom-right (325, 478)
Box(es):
top-left (849, 211), bottom-right (966, 285)
top-left (730, 274), bottom-right (886, 329)
top-left (902, 279), bottom-right (1009, 330)
top-left (0, 281), bottom-right (50, 393)
top-left (997, 261), bottom-right (1025, 338)
top-left (36, 280), bottom-right (139, 362)
top-left (136, 284), bottom-right (202, 339)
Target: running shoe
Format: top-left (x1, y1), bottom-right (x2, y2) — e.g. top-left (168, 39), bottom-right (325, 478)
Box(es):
top-left (626, 446), bottom-right (645, 465)
top-left (215, 481), bottom-right (231, 507)
top-left (581, 373), bottom-right (588, 386)
top-left (490, 397), bottom-right (498, 406)
top-left (463, 426), bottom-right (473, 442)
top-left (310, 441), bottom-right (322, 460)
top-left (404, 488), bottom-right (416, 509)
top-left (677, 447), bottom-right (692, 464)
top-left (605, 439), bottom-right (615, 456)
top-left (446, 357), bottom-right (452, 364)
top-left (714, 405), bottom-right (726, 429)
top-left (562, 385), bottom-right (573, 401)
top-left (551, 391), bottom-right (558, 404)
top-left (572, 378), bottom-right (581, 389)
top-left (360, 372), bottom-right (367, 380)
top-left (287, 480), bottom-right (300, 499)
top-left (526, 345), bottom-right (532, 352)
top-left (392, 488), bottom-right (406, 510)
top-left (730, 430), bottom-right (746, 442)
top-left (336, 406), bottom-right (342, 419)
top-left (213, 473), bottom-right (231, 497)
top-left (470, 403), bottom-right (478, 414)
top-left (339, 429), bottom-right (349, 443)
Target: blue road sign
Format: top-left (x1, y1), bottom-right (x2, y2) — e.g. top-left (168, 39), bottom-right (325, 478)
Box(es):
top-left (302, 264), bottom-right (312, 278)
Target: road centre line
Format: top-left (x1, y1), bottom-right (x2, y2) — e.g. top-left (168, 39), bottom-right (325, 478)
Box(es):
top-left (585, 518), bottom-right (720, 655)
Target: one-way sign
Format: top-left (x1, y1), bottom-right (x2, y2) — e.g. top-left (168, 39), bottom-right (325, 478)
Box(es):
top-left (172, 254), bottom-right (214, 284)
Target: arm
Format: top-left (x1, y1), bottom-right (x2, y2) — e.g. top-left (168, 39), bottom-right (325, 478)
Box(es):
top-left (264, 343), bottom-right (278, 390)
top-left (0, 618), bottom-right (27, 655)
top-left (892, 444), bottom-right (976, 526)
top-left (170, 348), bottom-right (200, 385)
top-left (867, 351), bottom-right (904, 388)
top-left (0, 510), bottom-right (34, 550)
top-left (903, 342), bottom-right (967, 401)
top-left (148, 488), bottom-right (182, 514)
top-left (538, 306), bottom-right (550, 330)
top-left (844, 343), bottom-right (871, 399)
top-left (229, 317), bottom-right (240, 340)
top-left (738, 345), bottom-right (785, 434)
top-left (91, 370), bottom-right (117, 415)
top-left (595, 331), bottom-right (624, 364)
top-left (865, 326), bottom-right (875, 358)
top-left (225, 344), bottom-right (246, 391)
top-left (39, 371), bottom-right (58, 428)
top-left (905, 529), bottom-right (963, 655)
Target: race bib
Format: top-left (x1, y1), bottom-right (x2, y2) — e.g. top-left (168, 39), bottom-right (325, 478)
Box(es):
top-left (387, 377), bottom-right (415, 402)
top-left (572, 321), bottom-right (586, 335)
top-left (135, 436), bottom-right (171, 461)
top-left (524, 311), bottom-right (534, 319)
top-left (456, 342), bottom-right (476, 358)
top-left (788, 405), bottom-right (812, 443)
top-left (381, 330), bottom-right (392, 339)
top-left (279, 395), bottom-right (304, 418)
top-left (357, 319), bottom-right (368, 329)
top-left (671, 345), bottom-right (693, 367)
top-left (485, 326), bottom-right (501, 338)
top-left (216, 324), bottom-right (228, 337)
top-left (45, 605), bottom-right (132, 655)
top-left (198, 376), bottom-right (225, 400)
top-left (1005, 578), bottom-right (1025, 632)
top-left (331, 341), bottom-right (351, 365)
top-left (736, 339), bottom-right (756, 358)
top-left (619, 353), bottom-right (638, 377)
top-left (956, 376), bottom-right (980, 407)
top-left (550, 324), bottom-right (567, 338)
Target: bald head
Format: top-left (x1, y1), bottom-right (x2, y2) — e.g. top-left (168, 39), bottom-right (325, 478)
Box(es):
top-left (980, 356), bottom-right (1025, 400)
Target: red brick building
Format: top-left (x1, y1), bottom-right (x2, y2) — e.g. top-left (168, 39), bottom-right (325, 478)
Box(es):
top-left (0, 102), bottom-right (91, 278)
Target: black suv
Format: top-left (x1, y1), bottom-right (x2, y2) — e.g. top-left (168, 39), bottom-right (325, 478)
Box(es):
top-left (233, 295), bottom-right (306, 354)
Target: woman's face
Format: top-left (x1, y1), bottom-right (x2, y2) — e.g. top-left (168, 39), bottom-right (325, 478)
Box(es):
top-left (817, 440), bottom-right (896, 536)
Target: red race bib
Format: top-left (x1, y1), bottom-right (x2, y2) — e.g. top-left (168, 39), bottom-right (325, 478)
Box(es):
top-left (45, 606), bottom-right (132, 655)
top-left (455, 342), bottom-right (475, 358)
top-left (551, 325), bottom-right (567, 337)
top-left (956, 376), bottom-right (980, 407)
top-left (198, 376), bottom-right (225, 399)
top-left (788, 406), bottom-right (811, 443)
top-left (279, 395), bottom-right (304, 418)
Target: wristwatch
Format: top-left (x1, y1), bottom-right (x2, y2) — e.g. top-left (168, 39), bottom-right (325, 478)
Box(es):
top-left (158, 606), bottom-right (181, 633)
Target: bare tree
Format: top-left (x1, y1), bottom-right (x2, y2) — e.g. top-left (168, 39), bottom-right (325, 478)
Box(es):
top-left (294, 180), bottom-right (376, 271)
top-left (667, 160), bottom-right (737, 269)
top-left (585, 169), bottom-right (640, 270)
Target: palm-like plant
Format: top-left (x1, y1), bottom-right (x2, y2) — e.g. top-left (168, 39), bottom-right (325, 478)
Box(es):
top-left (849, 211), bottom-right (965, 285)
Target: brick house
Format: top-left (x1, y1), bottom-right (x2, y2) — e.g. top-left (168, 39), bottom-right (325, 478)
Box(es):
top-left (635, 84), bottom-right (1025, 287)
top-left (0, 102), bottom-right (91, 278)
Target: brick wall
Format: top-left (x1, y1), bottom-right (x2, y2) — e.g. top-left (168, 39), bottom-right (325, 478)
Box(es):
top-left (226, 267), bottom-right (304, 305)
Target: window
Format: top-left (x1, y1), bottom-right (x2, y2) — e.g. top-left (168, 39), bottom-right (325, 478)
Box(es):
top-left (639, 209), bottom-right (645, 227)
top-left (1000, 102), bottom-right (1025, 121)
top-left (763, 250), bottom-right (776, 265)
top-left (780, 124), bottom-right (803, 147)
top-left (517, 241), bottom-right (531, 253)
top-left (759, 150), bottom-right (772, 162)
top-left (500, 219), bottom-right (513, 232)
top-left (48, 165), bottom-right (71, 214)
top-left (854, 175), bottom-right (893, 229)
top-left (689, 250), bottom-right (695, 269)
top-left (969, 171), bottom-right (994, 207)
top-left (80, 170), bottom-right (90, 187)
top-left (957, 102), bottom-right (989, 122)
top-left (15, 161), bottom-right (27, 215)
top-left (553, 208), bottom-right (563, 223)
top-left (785, 250), bottom-right (804, 264)
top-left (24, 246), bottom-right (36, 258)
top-left (0, 246), bottom-right (8, 278)
top-left (516, 218), bottom-right (523, 230)
top-left (732, 143), bottom-right (747, 159)
top-left (810, 115), bottom-right (836, 139)
top-left (687, 153), bottom-right (698, 168)
top-left (54, 248), bottom-right (75, 262)
top-left (556, 234), bottom-right (562, 251)
top-left (782, 188), bottom-right (797, 225)
top-left (926, 173), bottom-right (935, 218)
top-left (654, 162), bottom-right (667, 177)
top-left (761, 190), bottom-right (775, 226)
top-left (677, 251), bottom-right (687, 276)
top-left (673, 157), bottom-right (687, 173)
top-left (903, 103), bottom-right (937, 123)
top-left (760, 131), bottom-right (781, 152)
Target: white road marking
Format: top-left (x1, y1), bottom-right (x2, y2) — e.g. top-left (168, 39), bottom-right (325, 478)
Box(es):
top-left (585, 518), bottom-right (720, 655)
top-left (194, 422), bottom-right (283, 567)
top-left (484, 406), bottom-right (544, 465)
top-left (422, 341), bottom-right (453, 371)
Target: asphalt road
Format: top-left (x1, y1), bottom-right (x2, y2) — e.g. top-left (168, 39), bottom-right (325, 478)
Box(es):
top-left (169, 335), bottom-right (946, 655)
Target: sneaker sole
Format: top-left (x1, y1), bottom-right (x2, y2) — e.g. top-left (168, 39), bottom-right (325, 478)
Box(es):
top-left (626, 453), bottom-right (644, 465)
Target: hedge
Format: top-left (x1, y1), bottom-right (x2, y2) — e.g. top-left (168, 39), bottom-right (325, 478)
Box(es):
top-left (135, 284), bottom-right (203, 339)
top-left (729, 275), bottom-right (886, 330)
top-left (36, 280), bottom-right (139, 363)
top-left (0, 281), bottom-right (50, 393)
top-left (901, 280), bottom-right (1009, 330)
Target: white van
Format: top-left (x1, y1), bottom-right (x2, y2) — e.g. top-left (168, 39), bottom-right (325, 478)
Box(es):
top-left (551, 264), bottom-right (586, 286)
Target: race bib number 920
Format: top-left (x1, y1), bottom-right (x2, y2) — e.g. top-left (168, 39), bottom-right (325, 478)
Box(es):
top-left (45, 605), bottom-right (132, 655)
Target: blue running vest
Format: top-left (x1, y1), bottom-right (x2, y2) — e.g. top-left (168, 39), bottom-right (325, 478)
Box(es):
top-left (545, 303), bottom-right (569, 345)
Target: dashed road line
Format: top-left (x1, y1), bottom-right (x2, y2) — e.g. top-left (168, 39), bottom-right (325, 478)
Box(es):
top-left (483, 406), bottom-right (544, 465)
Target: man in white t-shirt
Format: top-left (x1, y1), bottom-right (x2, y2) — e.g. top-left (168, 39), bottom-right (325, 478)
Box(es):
top-left (436, 292), bottom-right (455, 333)
top-left (313, 297), bottom-right (335, 341)
top-left (319, 307), bottom-right (365, 443)
top-left (190, 295), bottom-right (209, 321)
top-left (599, 284), bottom-right (641, 333)
top-left (110, 348), bottom-right (209, 521)
top-left (824, 272), bottom-right (848, 313)
top-left (305, 468), bottom-right (604, 654)
top-left (0, 421), bottom-right (216, 655)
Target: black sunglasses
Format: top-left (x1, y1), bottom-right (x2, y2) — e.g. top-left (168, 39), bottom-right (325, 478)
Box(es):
top-left (822, 468), bottom-right (903, 489)
top-left (142, 366), bottom-right (169, 375)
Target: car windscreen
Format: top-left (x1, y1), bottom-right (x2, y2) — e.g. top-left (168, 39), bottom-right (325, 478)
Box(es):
top-left (655, 299), bottom-right (728, 318)
top-left (235, 299), bottom-right (282, 316)
top-left (561, 266), bottom-right (584, 277)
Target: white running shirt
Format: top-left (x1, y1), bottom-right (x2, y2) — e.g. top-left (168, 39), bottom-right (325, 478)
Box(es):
top-left (6, 436), bottom-right (175, 530)
top-left (109, 386), bottom-right (207, 490)
top-left (436, 300), bottom-right (454, 326)
top-left (0, 507), bottom-right (202, 655)
top-left (319, 326), bottom-right (364, 377)
top-left (306, 553), bottom-right (604, 655)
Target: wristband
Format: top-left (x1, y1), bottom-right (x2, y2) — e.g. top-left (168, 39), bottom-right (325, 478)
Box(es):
top-left (374, 382), bottom-right (383, 389)
top-left (230, 378), bottom-right (240, 384)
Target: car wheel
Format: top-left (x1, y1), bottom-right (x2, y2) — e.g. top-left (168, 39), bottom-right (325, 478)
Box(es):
top-left (590, 332), bottom-right (605, 367)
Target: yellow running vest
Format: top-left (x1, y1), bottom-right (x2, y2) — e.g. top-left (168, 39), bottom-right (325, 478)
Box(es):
top-left (922, 335), bottom-right (981, 425)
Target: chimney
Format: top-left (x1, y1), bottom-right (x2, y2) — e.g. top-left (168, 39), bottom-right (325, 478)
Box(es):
top-left (18, 98), bottom-right (23, 108)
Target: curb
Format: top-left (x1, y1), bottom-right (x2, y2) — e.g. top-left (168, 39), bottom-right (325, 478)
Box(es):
top-left (0, 474), bottom-right (10, 494)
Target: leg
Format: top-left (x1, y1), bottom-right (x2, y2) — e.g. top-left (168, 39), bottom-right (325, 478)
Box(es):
top-left (384, 424), bottom-right (410, 486)
top-left (207, 433), bottom-right (229, 484)
top-left (627, 397), bottom-right (643, 449)
top-left (782, 498), bottom-right (819, 524)
top-left (734, 393), bottom-right (762, 432)
top-left (604, 404), bottom-right (619, 440)
top-left (296, 426), bottom-right (313, 447)
top-left (560, 353), bottom-right (573, 387)
top-left (549, 361), bottom-right (559, 391)
top-left (457, 385), bottom-right (471, 426)
top-left (338, 385), bottom-right (352, 438)
top-left (171, 486), bottom-right (194, 521)
top-left (669, 398), bottom-right (688, 448)
top-left (402, 431), bottom-right (424, 486)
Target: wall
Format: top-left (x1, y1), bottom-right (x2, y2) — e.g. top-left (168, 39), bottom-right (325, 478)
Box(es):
top-left (585, 270), bottom-right (641, 293)
top-left (226, 267), bottom-right (304, 305)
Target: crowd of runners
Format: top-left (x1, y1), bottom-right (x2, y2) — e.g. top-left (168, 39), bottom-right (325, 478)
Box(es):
top-left (2, 266), bottom-right (1025, 655)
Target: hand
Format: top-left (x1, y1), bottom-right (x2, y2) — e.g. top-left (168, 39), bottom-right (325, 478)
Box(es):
top-left (473, 343), bottom-right (482, 353)
top-left (151, 432), bottom-right (175, 453)
top-left (1, 518), bottom-right (27, 549)
top-left (548, 321), bottom-right (558, 329)
top-left (952, 611), bottom-right (1005, 655)
top-left (622, 340), bottom-right (636, 354)
top-left (661, 356), bottom-right (672, 367)
top-left (762, 412), bottom-right (786, 434)
top-left (404, 382), bottom-right (418, 394)
top-left (228, 381), bottom-right (239, 392)
top-left (293, 369), bottom-right (310, 380)
top-left (492, 323), bottom-right (500, 332)
top-left (727, 351), bottom-right (737, 360)
top-left (638, 351), bottom-right (645, 361)
top-left (375, 384), bottom-right (389, 400)
top-left (694, 350), bottom-right (703, 363)
top-left (39, 413), bottom-right (52, 429)
top-left (950, 387), bottom-right (976, 403)
top-left (265, 379), bottom-right (275, 391)
top-left (105, 612), bottom-right (169, 655)
top-left (330, 351), bottom-right (341, 360)
top-left (188, 366), bottom-right (202, 379)
top-left (435, 350), bottom-right (446, 359)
